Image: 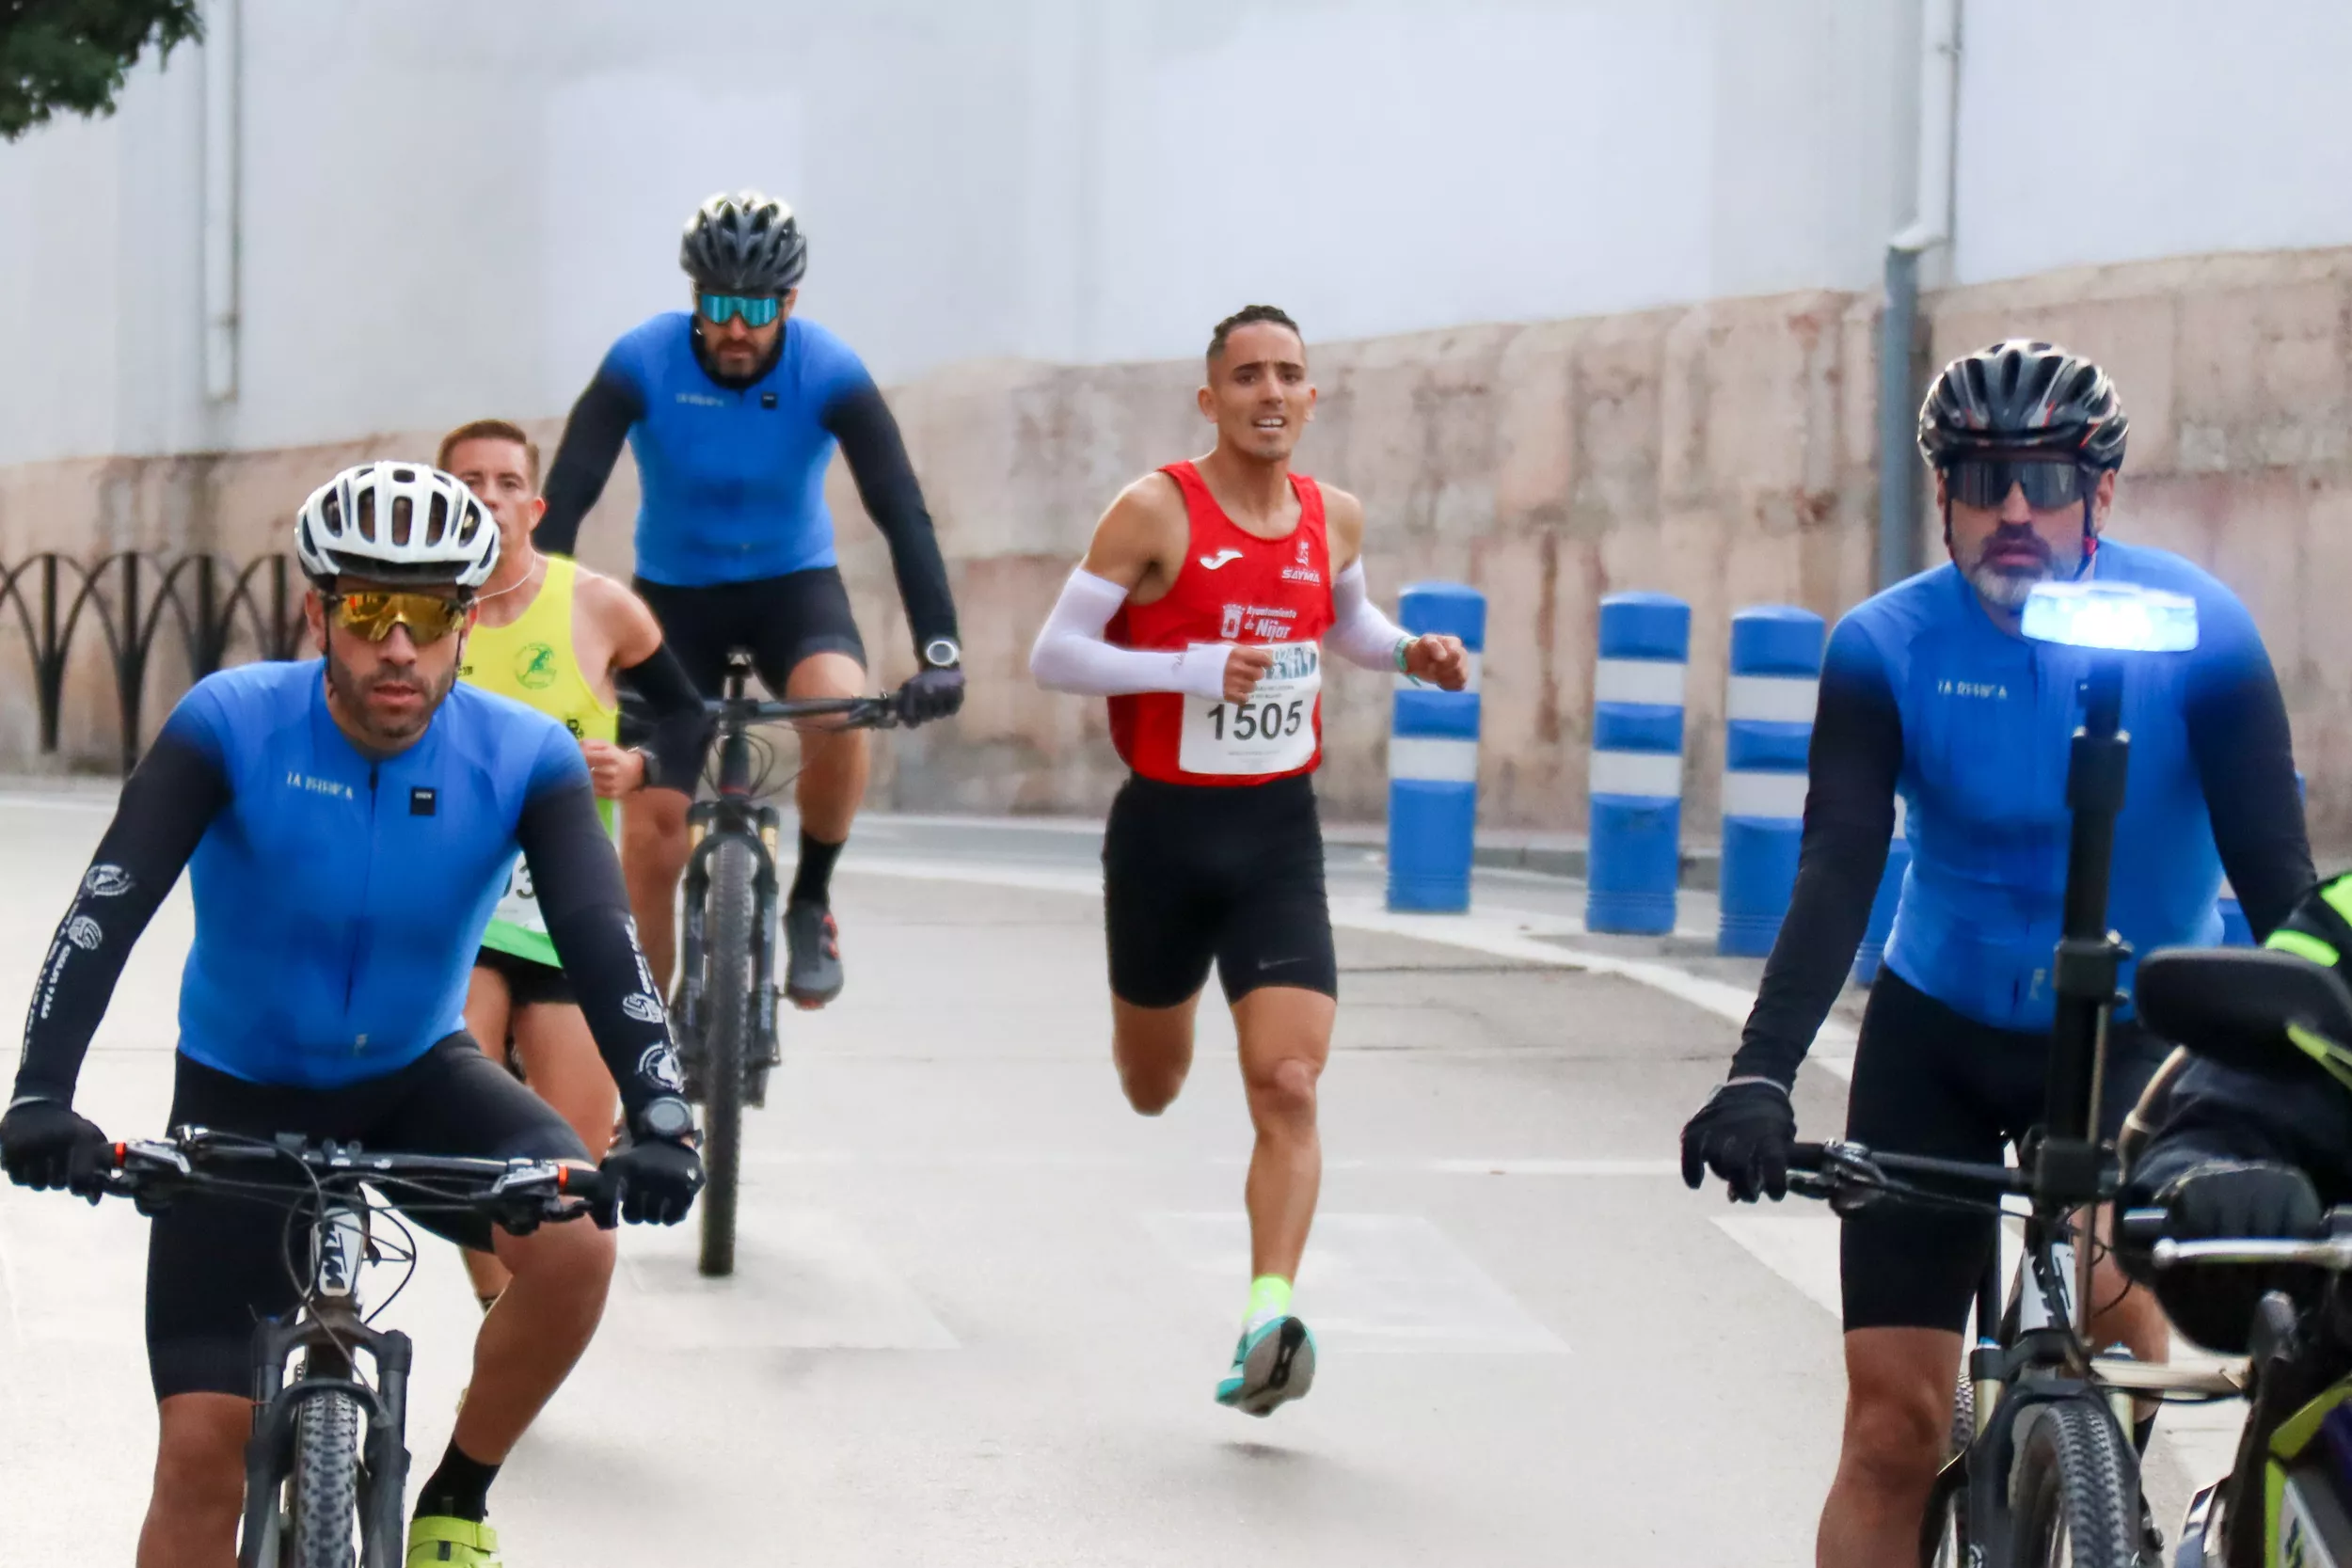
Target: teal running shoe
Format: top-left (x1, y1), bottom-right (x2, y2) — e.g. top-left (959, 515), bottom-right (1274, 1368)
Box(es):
top-left (1214, 1316), bottom-right (1316, 1417)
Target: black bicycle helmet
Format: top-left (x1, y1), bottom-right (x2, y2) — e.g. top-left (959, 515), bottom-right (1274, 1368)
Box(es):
top-left (679, 191), bottom-right (807, 293)
top-left (1917, 340), bottom-right (2128, 471)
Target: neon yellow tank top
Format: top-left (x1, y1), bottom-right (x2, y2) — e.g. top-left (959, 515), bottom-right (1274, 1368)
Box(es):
top-left (461, 555), bottom-right (617, 967)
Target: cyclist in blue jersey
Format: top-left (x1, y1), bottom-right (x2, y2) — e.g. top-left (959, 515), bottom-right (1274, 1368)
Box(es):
top-left (535, 190), bottom-right (965, 1008)
top-left (1, 463), bottom-right (704, 1568)
top-left (1678, 341), bottom-right (2314, 1568)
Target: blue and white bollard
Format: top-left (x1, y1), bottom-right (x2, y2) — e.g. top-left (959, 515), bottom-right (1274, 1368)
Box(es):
top-left (1386, 582), bottom-right (1486, 912)
top-left (1717, 606), bottom-right (1825, 958)
top-left (1586, 593), bottom-right (1691, 934)
top-left (2217, 889), bottom-right (2252, 947)
top-left (1851, 797), bottom-right (1910, 984)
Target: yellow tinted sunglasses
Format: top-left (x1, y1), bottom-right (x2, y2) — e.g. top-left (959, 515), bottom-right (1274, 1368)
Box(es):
top-left (326, 591), bottom-right (471, 643)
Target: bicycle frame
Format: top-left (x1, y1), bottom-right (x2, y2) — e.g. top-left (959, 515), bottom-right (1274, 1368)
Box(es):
top-left (677, 657), bottom-right (784, 1100)
top-left (237, 1189), bottom-right (413, 1567)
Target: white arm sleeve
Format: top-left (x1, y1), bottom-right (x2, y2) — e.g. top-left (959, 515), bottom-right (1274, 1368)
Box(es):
top-left (1326, 562), bottom-right (1413, 673)
top-left (1028, 568), bottom-right (1232, 700)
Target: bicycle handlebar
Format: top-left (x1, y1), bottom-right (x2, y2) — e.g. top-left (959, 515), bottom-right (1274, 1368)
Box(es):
top-left (702, 691), bottom-right (904, 729)
top-left (2121, 1203), bottom-right (2352, 1271)
top-left (85, 1131), bottom-right (613, 1227)
top-left (1786, 1138), bottom-right (2121, 1208)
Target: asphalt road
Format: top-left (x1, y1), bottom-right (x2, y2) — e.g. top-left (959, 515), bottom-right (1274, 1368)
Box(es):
top-left (0, 790), bottom-right (2237, 1564)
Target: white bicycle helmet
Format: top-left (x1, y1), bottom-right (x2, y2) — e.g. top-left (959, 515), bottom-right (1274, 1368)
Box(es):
top-left (294, 463), bottom-right (501, 591)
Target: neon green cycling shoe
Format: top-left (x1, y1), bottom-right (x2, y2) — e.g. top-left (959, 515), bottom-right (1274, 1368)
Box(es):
top-left (407, 1514), bottom-right (502, 1566)
top-left (1214, 1315), bottom-right (1316, 1417)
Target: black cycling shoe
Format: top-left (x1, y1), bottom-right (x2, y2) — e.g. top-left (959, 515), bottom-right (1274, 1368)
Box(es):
top-left (784, 898), bottom-right (844, 1009)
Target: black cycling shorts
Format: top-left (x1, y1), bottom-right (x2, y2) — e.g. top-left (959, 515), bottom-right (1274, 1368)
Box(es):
top-left (1102, 772), bottom-right (1338, 1009)
top-left (147, 1038), bottom-right (589, 1401)
top-left (1839, 969), bottom-right (2169, 1333)
top-left (474, 943), bottom-right (575, 1009)
top-left (630, 567), bottom-right (866, 704)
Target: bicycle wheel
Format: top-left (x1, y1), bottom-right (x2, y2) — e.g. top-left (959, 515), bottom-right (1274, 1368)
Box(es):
top-left (697, 836), bottom-right (755, 1277)
top-left (2005, 1398), bottom-right (2142, 1568)
top-left (286, 1389), bottom-right (363, 1568)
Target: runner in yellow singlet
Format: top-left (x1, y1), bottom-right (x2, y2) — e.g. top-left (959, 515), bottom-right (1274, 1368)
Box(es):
top-left (441, 419), bottom-right (708, 1307)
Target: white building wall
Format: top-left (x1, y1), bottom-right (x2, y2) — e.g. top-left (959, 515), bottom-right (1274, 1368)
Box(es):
top-left (20, 0), bottom-right (2352, 468)
top-left (0, 0), bottom-right (1919, 466)
top-left (1952, 0), bottom-right (2352, 288)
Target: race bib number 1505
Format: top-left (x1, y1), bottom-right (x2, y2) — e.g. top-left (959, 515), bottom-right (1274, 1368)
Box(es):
top-left (1178, 641), bottom-right (1320, 776)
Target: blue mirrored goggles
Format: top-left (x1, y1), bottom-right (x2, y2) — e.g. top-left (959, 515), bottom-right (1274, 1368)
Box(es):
top-left (697, 293), bottom-right (782, 328)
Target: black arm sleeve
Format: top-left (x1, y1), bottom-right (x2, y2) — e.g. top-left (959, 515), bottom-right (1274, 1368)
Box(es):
top-left (15, 733), bottom-right (228, 1103)
top-left (2186, 643), bottom-right (2313, 942)
top-left (615, 642), bottom-right (708, 798)
top-left (535, 362), bottom-right (645, 559)
top-left (822, 380), bottom-right (959, 652)
top-left (1728, 654), bottom-right (1904, 1088)
top-left (515, 777), bottom-right (680, 1121)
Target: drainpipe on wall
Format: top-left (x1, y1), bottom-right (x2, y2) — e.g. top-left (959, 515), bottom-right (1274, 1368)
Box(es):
top-left (201, 0), bottom-right (241, 404)
top-left (1877, 0), bottom-right (1959, 591)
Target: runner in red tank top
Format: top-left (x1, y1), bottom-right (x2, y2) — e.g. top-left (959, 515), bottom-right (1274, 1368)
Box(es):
top-left (1028, 306), bottom-right (1469, 1417)
top-left (1105, 459), bottom-right (1335, 785)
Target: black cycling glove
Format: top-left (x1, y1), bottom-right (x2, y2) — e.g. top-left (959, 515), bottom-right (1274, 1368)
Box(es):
top-left (1680, 1080), bottom-right (1797, 1203)
top-left (0, 1099), bottom-right (110, 1194)
top-left (899, 665), bottom-right (965, 726)
top-left (2135, 1161), bottom-right (2322, 1353)
top-left (598, 1136), bottom-right (704, 1227)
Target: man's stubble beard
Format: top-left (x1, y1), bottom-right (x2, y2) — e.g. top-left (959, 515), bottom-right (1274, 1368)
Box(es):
top-left (1965, 560), bottom-right (2045, 610)
top-left (326, 646), bottom-right (457, 745)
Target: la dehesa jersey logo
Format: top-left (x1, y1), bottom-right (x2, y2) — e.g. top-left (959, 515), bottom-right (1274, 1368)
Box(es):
top-left (515, 643), bottom-right (559, 690)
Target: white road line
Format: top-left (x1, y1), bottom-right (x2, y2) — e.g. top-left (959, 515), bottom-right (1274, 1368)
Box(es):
top-left (1711, 1213), bottom-right (1843, 1317)
top-left (846, 854), bottom-right (1858, 1078)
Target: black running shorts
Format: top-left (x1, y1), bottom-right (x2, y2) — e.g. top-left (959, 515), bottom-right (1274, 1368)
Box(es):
top-left (1102, 772), bottom-right (1338, 1008)
top-left (146, 1038), bottom-right (589, 1400)
top-left (1838, 969), bottom-right (2169, 1333)
top-left (474, 943), bottom-right (576, 1009)
top-left (630, 567), bottom-right (866, 700)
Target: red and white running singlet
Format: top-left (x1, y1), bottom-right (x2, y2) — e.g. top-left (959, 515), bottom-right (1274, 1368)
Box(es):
top-left (1107, 460), bottom-right (1336, 787)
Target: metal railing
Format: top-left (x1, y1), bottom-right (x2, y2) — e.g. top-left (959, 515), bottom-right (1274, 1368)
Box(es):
top-left (2, 552), bottom-right (306, 775)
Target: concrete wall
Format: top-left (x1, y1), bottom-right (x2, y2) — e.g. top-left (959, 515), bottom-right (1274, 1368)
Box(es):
top-left (18, 241), bottom-right (2348, 855)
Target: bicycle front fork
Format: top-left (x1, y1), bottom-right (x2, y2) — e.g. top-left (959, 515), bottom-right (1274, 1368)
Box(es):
top-left (240, 1312), bottom-right (413, 1565)
top-left (676, 802), bottom-right (785, 1101)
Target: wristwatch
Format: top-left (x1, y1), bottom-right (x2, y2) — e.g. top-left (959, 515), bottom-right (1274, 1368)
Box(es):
top-left (921, 637), bottom-right (961, 671)
top-left (636, 1096), bottom-right (695, 1142)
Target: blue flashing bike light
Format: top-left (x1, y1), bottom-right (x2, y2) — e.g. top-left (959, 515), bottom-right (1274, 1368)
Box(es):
top-left (2021, 581), bottom-right (2199, 655)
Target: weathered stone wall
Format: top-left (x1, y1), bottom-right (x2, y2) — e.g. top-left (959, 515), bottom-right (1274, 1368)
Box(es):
top-left (7, 246), bottom-right (2349, 847)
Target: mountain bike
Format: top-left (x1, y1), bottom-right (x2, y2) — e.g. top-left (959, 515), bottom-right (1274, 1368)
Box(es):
top-left (675, 651), bottom-right (904, 1277)
top-left (1790, 1138), bottom-right (2241, 1566)
top-left (1738, 582), bottom-right (2216, 1565)
top-left (79, 1128), bottom-right (612, 1568)
top-left (2122, 943), bottom-right (2352, 1568)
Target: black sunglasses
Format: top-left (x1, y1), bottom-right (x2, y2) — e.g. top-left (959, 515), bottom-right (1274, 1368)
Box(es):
top-left (1946, 457), bottom-right (2094, 511)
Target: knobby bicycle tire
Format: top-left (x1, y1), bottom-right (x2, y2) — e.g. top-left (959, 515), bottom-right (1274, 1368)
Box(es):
top-left (287, 1389), bottom-right (364, 1568)
top-left (1922, 1371), bottom-right (1974, 1568)
top-left (2006, 1398), bottom-right (2143, 1568)
top-left (698, 837), bottom-right (756, 1277)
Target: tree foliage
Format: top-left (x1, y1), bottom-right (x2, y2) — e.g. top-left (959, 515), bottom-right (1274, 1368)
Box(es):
top-left (2, 0), bottom-right (203, 142)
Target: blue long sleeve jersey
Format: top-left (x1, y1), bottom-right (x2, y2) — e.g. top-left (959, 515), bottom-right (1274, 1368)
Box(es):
top-left (1731, 540), bottom-right (2314, 1085)
top-left (14, 661), bottom-right (681, 1115)
top-left (533, 311), bottom-right (957, 648)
